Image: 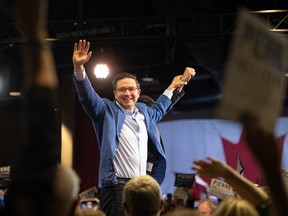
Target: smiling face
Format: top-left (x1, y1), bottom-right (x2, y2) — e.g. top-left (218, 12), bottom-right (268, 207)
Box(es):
top-left (113, 78), bottom-right (141, 112)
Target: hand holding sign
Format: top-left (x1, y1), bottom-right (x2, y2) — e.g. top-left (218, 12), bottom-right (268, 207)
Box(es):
top-left (192, 157), bottom-right (269, 206)
top-left (216, 9), bottom-right (288, 132)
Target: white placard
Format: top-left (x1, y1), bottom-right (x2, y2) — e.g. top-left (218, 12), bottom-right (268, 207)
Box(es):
top-left (208, 178), bottom-right (234, 200)
top-left (217, 9), bottom-right (288, 132)
top-left (0, 166), bottom-right (11, 179)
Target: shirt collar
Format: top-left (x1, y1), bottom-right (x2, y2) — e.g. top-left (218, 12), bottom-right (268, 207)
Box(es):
top-left (115, 100), bottom-right (139, 115)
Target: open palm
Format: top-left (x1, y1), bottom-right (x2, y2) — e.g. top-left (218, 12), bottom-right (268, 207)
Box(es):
top-left (73, 40), bottom-right (92, 66)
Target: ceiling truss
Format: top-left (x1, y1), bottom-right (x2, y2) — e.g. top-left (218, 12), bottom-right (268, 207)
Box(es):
top-left (0, 9), bottom-right (287, 52)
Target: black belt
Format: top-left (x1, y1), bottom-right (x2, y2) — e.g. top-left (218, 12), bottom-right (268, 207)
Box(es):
top-left (117, 177), bottom-right (131, 185)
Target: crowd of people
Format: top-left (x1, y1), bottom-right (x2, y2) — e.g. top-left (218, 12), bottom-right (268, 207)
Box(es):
top-left (0, 0), bottom-right (287, 215)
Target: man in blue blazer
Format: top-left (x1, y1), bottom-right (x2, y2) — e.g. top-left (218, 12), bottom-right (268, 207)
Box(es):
top-left (72, 40), bottom-right (190, 216)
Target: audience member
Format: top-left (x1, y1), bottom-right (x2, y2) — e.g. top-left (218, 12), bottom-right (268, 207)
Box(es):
top-left (192, 157), bottom-right (270, 215)
top-left (3, 0), bottom-right (81, 215)
top-left (241, 113), bottom-right (288, 216)
top-left (192, 157), bottom-right (269, 207)
top-left (197, 198), bottom-right (218, 216)
top-left (173, 187), bottom-right (189, 209)
top-left (185, 185), bottom-right (195, 209)
top-left (53, 164), bottom-right (81, 216)
top-left (0, 188), bottom-right (6, 209)
top-left (213, 197), bottom-right (260, 216)
top-left (161, 194), bottom-right (174, 215)
top-left (123, 175), bottom-right (164, 216)
top-left (72, 39), bottom-right (191, 216)
top-left (164, 208), bottom-right (200, 216)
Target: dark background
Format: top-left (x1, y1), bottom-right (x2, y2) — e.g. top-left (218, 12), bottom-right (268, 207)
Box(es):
top-left (0, 0), bottom-right (288, 190)
top-left (1, 0), bottom-right (287, 102)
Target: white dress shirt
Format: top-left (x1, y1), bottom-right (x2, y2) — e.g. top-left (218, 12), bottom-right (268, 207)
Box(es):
top-left (114, 102), bottom-right (148, 178)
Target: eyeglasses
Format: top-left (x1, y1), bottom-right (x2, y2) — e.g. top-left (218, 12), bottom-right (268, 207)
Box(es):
top-left (115, 87), bottom-right (139, 93)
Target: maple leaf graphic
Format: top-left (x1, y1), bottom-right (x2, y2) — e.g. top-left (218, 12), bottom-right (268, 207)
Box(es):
top-left (222, 130), bottom-right (286, 185)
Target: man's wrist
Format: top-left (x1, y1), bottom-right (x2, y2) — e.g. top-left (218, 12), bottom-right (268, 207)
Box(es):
top-left (74, 64), bottom-right (85, 73)
top-left (166, 85), bottom-right (176, 92)
top-left (163, 89), bottom-right (173, 99)
top-left (74, 70), bottom-right (86, 81)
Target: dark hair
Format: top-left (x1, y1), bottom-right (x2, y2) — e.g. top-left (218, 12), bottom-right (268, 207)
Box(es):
top-left (137, 95), bottom-right (155, 106)
top-left (112, 72), bottom-right (140, 90)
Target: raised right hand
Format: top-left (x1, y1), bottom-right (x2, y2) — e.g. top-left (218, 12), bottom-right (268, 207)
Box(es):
top-left (73, 40), bottom-right (92, 72)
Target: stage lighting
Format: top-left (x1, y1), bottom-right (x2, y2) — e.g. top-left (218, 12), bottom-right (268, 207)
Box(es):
top-left (94, 64), bottom-right (109, 78)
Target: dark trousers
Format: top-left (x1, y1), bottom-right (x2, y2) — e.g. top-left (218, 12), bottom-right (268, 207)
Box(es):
top-left (100, 183), bottom-right (126, 216)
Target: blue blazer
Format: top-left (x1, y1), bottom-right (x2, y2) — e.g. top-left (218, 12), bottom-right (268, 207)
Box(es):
top-left (73, 75), bottom-right (172, 188)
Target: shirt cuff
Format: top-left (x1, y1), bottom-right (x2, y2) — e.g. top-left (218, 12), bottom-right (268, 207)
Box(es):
top-left (163, 89), bottom-right (173, 99)
top-left (74, 70), bottom-right (86, 81)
